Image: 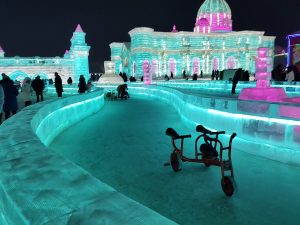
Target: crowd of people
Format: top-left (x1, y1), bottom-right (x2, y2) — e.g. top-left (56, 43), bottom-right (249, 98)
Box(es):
top-left (0, 72), bottom-right (97, 125)
top-left (1, 64), bottom-right (299, 124)
top-left (272, 64), bottom-right (300, 82)
top-left (0, 73), bottom-right (18, 124)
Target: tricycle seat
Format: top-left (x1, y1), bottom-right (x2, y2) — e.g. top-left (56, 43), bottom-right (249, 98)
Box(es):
top-left (196, 125), bottom-right (212, 134)
top-left (166, 128), bottom-right (180, 139)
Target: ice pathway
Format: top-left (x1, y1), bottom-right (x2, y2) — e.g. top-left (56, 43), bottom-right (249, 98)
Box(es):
top-left (51, 95), bottom-right (300, 225)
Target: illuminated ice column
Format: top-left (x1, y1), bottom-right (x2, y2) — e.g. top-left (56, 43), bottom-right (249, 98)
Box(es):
top-left (109, 43), bottom-right (123, 74)
top-left (129, 28), bottom-right (154, 77)
top-left (143, 60), bottom-right (151, 85)
top-left (256, 47), bottom-right (272, 88)
top-left (239, 47), bottom-right (287, 102)
top-left (70, 24), bottom-right (91, 82)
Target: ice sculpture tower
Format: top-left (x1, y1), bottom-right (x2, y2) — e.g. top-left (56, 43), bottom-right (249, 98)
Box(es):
top-left (239, 48), bottom-right (287, 102)
top-left (194, 0), bottom-right (232, 33)
top-left (70, 24), bottom-right (91, 82)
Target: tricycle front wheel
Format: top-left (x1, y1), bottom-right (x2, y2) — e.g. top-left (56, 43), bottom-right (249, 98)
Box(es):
top-left (170, 152), bottom-right (182, 172)
top-left (221, 176), bottom-right (234, 196)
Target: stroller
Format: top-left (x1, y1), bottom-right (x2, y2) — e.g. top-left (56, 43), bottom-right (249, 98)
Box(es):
top-left (165, 125), bottom-right (237, 196)
top-left (105, 90), bottom-right (118, 101)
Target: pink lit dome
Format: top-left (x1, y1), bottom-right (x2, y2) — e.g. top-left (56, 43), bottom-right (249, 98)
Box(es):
top-left (194, 0), bottom-right (232, 33)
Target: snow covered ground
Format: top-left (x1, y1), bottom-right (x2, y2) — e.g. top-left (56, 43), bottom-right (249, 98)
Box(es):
top-left (50, 94), bottom-right (300, 225)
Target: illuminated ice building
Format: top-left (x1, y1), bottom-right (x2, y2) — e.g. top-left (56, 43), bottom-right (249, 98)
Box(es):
top-left (109, 0), bottom-right (275, 78)
top-left (0, 24), bottom-right (90, 83)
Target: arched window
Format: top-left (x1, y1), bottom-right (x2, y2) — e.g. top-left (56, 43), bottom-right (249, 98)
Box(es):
top-left (9, 70), bottom-right (29, 81)
top-left (193, 58), bottom-right (200, 75)
top-left (212, 58), bottom-right (219, 71)
top-left (168, 58), bottom-right (176, 76)
top-left (227, 56), bottom-right (235, 69)
top-left (152, 59), bottom-right (159, 77)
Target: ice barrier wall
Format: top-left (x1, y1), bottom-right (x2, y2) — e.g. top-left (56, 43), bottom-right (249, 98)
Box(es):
top-left (150, 80), bottom-right (300, 97)
top-left (0, 89), bottom-right (177, 225)
top-left (99, 83), bottom-right (300, 165)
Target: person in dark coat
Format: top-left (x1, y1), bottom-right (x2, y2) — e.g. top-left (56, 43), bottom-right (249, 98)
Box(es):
top-left (117, 84), bottom-right (129, 99)
top-left (244, 70), bottom-right (250, 81)
top-left (232, 68), bottom-right (243, 94)
top-left (216, 70), bottom-right (219, 80)
top-left (78, 75), bottom-right (87, 94)
top-left (31, 76), bottom-right (45, 102)
top-left (129, 76), bottom-right (136, 82)
top-left (67, 77), bottom-right (73, 85)
top-left (1, 75), bottom-right (18, 119)
top-left (182, 70), bottom-right (186, 79)
top-left (54, 72), bottom-right (63, 97)
top-left (170, 72), bottom-right (174, 79)
top-left (48, 78), bottom-right (54, 85)
top-left (192, 73), bottom-right (198, 81)
top-left (211, 70), bottom-right (215, 80)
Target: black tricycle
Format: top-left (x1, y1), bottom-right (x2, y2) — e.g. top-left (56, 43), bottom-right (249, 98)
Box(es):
top-left (165, 125), bottom-right (237, 196)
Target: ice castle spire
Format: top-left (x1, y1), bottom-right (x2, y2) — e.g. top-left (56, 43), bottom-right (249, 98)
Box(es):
top-left (64, 49), bottom-right (70, 58)
top-left (70, 24), bottom-right (90, 82)
top-left (75, 24), bottom-right (83, 33)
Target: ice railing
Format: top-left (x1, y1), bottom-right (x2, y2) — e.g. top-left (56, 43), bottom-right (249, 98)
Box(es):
top-left (98, 83), bottom-right (300, 165)
top-left (0, 89), bottom-right (176, 225)
top-left (151, 80), bottom-right (300, 96)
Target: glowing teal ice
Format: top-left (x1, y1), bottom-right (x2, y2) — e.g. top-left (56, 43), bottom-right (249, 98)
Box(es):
top-left (197, 0), bottom-right (231, 15)
top-left (109, 1), bottom-right (275, 78)
top-left (69, 24), bottom-right (91, 82)
top-left (0, 24), bottom-right (90, 83)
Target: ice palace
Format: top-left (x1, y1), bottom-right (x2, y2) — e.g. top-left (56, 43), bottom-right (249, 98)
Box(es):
top-left (1, 0), bottom-right (300, 225)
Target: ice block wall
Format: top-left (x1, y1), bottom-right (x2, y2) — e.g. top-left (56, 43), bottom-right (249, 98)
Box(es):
top-left (0, 89), bottom-right (177, 225)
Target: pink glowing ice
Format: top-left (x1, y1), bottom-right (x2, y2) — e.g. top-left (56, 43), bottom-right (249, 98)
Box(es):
top-left (279, 101), bottom-right (300, 142)
top-left (194, 13), bottom-right (232, 33)
top-left (143, 60), bottom-right (151, 85)
top-left (75, 24), bottom-right (83, 32)
top-left (171, 25), bottom-right (178, 33)
top-left (239, 47), bottom-right (287, 102)
top-left (169, 59), bottom-right (176, 75)
top-left (193, 58), bottom-right (200, 75)
top-left (227, 56), bottom-right (235, 69)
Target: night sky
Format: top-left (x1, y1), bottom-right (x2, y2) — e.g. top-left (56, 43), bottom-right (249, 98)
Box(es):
top-left (0, 0), bottom-right (299, 72)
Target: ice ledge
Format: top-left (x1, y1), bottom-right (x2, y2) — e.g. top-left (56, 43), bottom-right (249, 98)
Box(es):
top-left (0, 89), bottom-right (177, 225)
